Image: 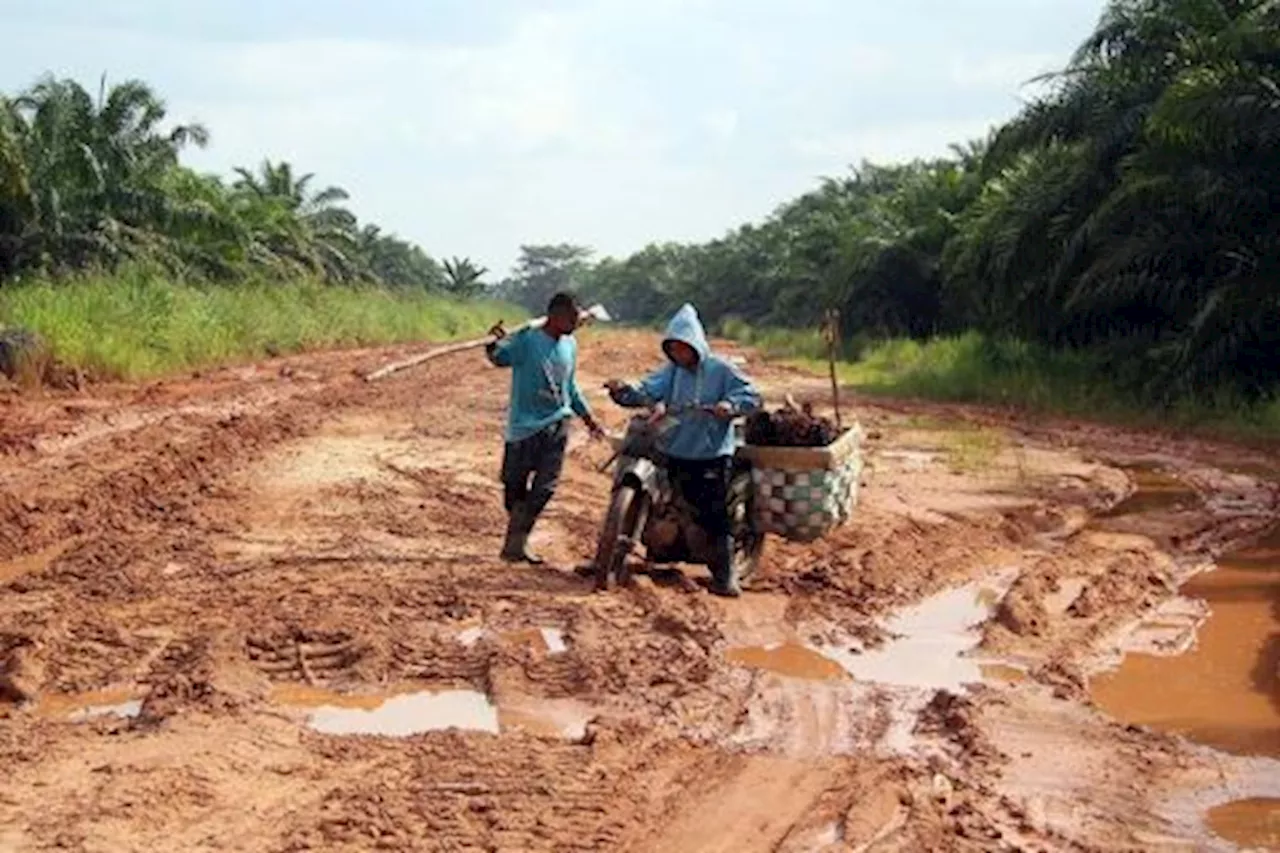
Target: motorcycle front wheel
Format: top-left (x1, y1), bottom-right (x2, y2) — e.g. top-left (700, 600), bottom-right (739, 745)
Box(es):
top-left (594, 484), bottom-right (648, 591)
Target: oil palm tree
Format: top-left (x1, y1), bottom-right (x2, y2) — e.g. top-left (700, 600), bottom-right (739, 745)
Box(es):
top-left (951, 0), bottom-right (1280, 396)
top-left (232, 159), bottom-right (358, 281)
top-left (2, 75), bottom-right (209, 273)
top-left (442, 256), bottom-right (488, 295)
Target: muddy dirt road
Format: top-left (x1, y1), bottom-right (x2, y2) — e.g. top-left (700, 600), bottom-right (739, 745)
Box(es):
top-left (1, 329), bottom-right (1279, 852)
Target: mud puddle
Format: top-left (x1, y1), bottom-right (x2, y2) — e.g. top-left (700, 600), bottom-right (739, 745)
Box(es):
top-left (36, 689), bottom-right (143, 721)
top-left (1207, 798), bottom-right (1280, 850)
top-left (304, 691), bottom-right (498, 736)
top-left (827, 568), bottom-right (1021, 689)
top-left (1091, 523), bottom-right (1280, 846)
top-left (724, 644), bottom-right (848, 681)
top-left (276, 684), bottom-right (499, 736)
top-left (727, 569), bottom-right (1021, 690)
top-left (1100, 466), bottom-right (1200, 518)
top-left (1091, 525), bottom-right (1280, 758)
top-left (274, 683), bottom-right (590, 739)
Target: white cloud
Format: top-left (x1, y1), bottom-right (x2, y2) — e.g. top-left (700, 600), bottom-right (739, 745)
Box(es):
top-left (3, 2), bottom-right (1090, 273)
top-left (700, 108), bottom-right (738, 141)
top-left (834, 45), bottom-right (898, 78)
top-left (193, 12), bottom-right (596, 156)
top-left (170, 4), bottom-right (682, 271)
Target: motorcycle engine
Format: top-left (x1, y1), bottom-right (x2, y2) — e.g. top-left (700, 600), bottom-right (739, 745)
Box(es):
top-left (645, 510), bottom-right (681, 550)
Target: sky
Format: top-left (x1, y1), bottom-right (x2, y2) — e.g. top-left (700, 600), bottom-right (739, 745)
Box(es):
top-left (0, 0), bottom-right (1105, 275)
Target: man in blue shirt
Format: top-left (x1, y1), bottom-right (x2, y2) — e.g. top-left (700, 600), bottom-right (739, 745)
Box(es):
top-left (604, 303), bottom-right (761, 596)
top-left (487, 292), bottom-right (604, 564)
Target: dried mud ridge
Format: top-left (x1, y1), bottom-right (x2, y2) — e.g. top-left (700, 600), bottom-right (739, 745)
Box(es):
top-left (1, 331), bottom-right (1278, 852)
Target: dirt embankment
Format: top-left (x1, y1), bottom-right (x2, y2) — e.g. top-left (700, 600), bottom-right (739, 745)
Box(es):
top-left (0, 329), bottom-right (1277, 852)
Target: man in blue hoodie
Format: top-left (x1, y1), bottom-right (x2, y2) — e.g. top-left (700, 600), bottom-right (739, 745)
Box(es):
top-left (604, 303), bottom-right (762, 597)
top-left (487, 292), bottom-right (604, 564)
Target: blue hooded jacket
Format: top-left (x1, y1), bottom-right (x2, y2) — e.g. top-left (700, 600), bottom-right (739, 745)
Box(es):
top-left (612, 303), bottom-right (761, 460)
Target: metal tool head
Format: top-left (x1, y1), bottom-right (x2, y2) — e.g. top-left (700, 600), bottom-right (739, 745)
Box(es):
top-left (579, 303), bottom-right (612, 324)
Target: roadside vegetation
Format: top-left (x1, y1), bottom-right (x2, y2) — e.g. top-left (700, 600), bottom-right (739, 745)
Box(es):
top-left (7, 0), bottom-right (1280, 440)
top-left (724, 323), bottom-right (1280, 440)
top-left (493, 0), bottom-right (1280, 437)
top-left (0, 74), bottom-right (511, 380)
top-left (0, 268), bottom-right (514, 380)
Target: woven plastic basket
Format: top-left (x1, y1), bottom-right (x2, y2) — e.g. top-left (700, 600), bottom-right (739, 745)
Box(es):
top-left (739, 423), bottom-right (864, 542)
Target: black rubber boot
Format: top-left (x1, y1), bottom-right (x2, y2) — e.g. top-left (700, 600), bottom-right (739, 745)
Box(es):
top-left (500, 504), bottom-right (544, 565)
top-left (708, 534), bottom-right (740, 598)
top-left (499, 509), bottom-right (523, 561)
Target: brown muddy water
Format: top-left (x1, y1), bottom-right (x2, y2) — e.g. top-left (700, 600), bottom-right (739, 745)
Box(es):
top-left (1099, 467), bottom-right (1201, 518)
top-left (1090, 466), bottom-right (1280, 850)
top-left (1091, 525), bottom-right (1280, 758)
top-left (272, 683), bottom-right (592, 740)
top-left (1206, 798), bottom-right (1280, 850)
top-left (725, 570), bottom-right (1021, 691)
top-left (724, 644), bottom-right (849, 681)
top-left (37, 688), bottom-right (143, 721)
top-left (274, 683), bottom-right (500, 736)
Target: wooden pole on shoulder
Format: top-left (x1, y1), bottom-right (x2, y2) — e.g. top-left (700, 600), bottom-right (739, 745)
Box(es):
top-left (362, 303), bottom-right (611, 382)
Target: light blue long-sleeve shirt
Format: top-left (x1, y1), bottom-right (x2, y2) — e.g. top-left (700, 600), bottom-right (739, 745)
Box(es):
top-left (611, 303), bottom-right (761, 459)
top-left (487, 326), bottom-right (592, 443)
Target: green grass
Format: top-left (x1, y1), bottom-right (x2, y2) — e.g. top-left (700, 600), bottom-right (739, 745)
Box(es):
top-left (720, 317), bottom-right (852, 362)
top-left (719, 323), bottom-right (1280, 441)
top-left (944, 428), bottom-right (1007, 473)
top-left (0, 267), bottom-right (524, 381)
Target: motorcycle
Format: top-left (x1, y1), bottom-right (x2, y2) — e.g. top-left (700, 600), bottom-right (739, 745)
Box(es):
top-left (591, 402), bottom-right (765, 591)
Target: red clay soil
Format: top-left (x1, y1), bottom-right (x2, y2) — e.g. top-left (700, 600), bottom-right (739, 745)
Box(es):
top-left (0, 329), bottom-right (1277, 852)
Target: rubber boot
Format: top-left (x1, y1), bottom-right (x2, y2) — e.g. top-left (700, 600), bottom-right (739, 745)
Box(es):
top-left (708, 534), bottom-right (740, 598)
top-left (501, 503), bottom-right (544, 565)
top-left (499, 509), bottom-right (524, 562)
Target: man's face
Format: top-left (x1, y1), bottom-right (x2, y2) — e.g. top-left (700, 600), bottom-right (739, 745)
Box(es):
top-left (547, 307), bottom-right (579, 335)
top-left (667, 340), bottom-right (698, 369)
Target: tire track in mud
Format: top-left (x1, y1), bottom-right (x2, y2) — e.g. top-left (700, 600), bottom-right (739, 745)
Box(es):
top-left (0, 348), bottom-right (480, 701)
top-left (0, 343), bottom-right (448, 559)
top-left (2, 331), bottom-right (1279, 851)
top-left (0, 335), bottom-right (767, 851)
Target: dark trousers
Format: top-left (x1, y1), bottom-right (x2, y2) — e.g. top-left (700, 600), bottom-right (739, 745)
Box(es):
top-left (501, 418), bottom-right (569, 519)
top-left (667, 455), bottom-right (732, 538)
